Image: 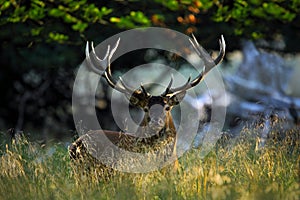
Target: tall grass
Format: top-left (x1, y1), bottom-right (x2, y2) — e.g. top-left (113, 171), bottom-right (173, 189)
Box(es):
top-left (0, 128), bottom-right (299, 200)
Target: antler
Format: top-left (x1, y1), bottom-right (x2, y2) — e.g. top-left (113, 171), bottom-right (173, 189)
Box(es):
top-left (85, 38), bottom-right (136, 94)
top-left (85, 35), bottom-right (225, 99)
top-left (163, 35), bottom-right (226, 97)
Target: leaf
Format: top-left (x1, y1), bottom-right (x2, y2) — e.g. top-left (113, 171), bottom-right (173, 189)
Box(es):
top-left (72, 21), bottom-right (88, 32)
top-left (48, 8), bottom-right (65, 18)
top-left (0, 1), bottom-right (11, 11)
top-left (48, 32), bottom-right (69, 43)
top-left (28, 3), bottom-right (45, 20)
top-left (63, 13), bottom-right (78, 23)
top-left (31, 27), bottom-right (43, 36)
top-left (110, 11), bottom-right (151, 29)
top-left (130, 11), bottom-right (150, 25)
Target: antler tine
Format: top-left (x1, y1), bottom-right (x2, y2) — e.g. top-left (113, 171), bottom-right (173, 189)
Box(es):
top-left (190, 67), bottom-right (205, 87)
top-left (213, 35), bottom-right (226, 66)
top-left (190, 34), bottom-right (226, 72)
top-left (106, 38), bottom-right (121, 76)
top-left (167, 75), bottom-right (192, 96)
top-left (140, 83), bottom-right (150, 96)
top-left (164, 35), bottom-right (225, 96)
top-left (161, 75), bottom-right (173, 96)
top-left (189, 34), bottom-right (225, 81)
top-left (85, 41), bottom-right (105, 75)
top-left (86, 38), bottom-right (133, 94)
top-left (91, 41), bottom-right (110, 68)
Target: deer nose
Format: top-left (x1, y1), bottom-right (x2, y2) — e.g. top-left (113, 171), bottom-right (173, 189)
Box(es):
top-left (149, 104), bottom-right (165, 125)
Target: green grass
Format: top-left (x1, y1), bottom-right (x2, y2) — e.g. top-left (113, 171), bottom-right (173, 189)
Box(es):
top-left (0, 129), bottom-right (299, 200)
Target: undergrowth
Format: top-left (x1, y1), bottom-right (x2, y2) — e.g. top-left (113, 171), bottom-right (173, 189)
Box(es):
top-left (0, 128), bottom-right (299, 200)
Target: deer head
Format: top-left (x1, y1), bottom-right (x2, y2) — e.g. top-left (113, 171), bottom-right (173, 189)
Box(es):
top-left (85, 35), bottom-right (226, 140)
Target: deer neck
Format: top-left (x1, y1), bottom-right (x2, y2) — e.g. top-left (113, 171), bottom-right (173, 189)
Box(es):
top-left (119, 110), bottom-right (176, 153)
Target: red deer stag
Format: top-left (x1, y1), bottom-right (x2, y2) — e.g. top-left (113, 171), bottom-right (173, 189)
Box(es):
top-left (69, 35), bottom-right (226, 173)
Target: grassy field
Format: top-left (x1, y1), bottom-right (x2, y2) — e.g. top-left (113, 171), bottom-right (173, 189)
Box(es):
top-left (0, 128), bottom-right (299, 200)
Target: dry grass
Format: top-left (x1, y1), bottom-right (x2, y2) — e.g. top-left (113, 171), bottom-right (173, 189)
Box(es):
top-left (0, 127), bottom-right (299, 200)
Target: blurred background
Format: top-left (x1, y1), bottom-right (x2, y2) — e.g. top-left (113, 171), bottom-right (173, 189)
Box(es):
top-left (1, 0), bottom-right (299, 144)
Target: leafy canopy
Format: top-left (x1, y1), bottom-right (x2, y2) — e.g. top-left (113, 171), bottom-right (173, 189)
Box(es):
top-left (1, 0), bottom-right (299, 48)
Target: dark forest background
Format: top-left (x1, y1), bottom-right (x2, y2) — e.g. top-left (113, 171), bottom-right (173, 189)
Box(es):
top-left (1, 0), bottom-right (299, 142)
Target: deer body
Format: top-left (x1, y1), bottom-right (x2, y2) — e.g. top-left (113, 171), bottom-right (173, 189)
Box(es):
top-left (69, 34), bottom-right (226, 173)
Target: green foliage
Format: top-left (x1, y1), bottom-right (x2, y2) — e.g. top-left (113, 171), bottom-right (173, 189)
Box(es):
top-left (0, 0), bottom-right (115, 43)
top-left (213, 0), bottom-right (299, 39)
top-left (1, 0), bottom-right (299, 44)
top-left (48, 32), bottom-right (69, 43)
top-left (110, 11), bottom-right (151, 29)
top-left (154, 0), bottom-right (180, 11)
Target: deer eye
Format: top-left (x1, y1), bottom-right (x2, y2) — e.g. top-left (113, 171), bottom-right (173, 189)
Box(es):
top-left (165, 105), bottom-right (171, 111)
top-left (129, 96), bottom-right (139, 105)
top-left (143, 107), bottom-right (149, 112)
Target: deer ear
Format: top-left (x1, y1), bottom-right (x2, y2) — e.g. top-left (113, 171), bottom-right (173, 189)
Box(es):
top-left (128, 95), bottom-right (139, 106)
top-left (125, 89), bottom-right (149, 107)
top-left (123, 91), bottom-right (140, 106)
top-left (168, 91), bottom-right (186, 105)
